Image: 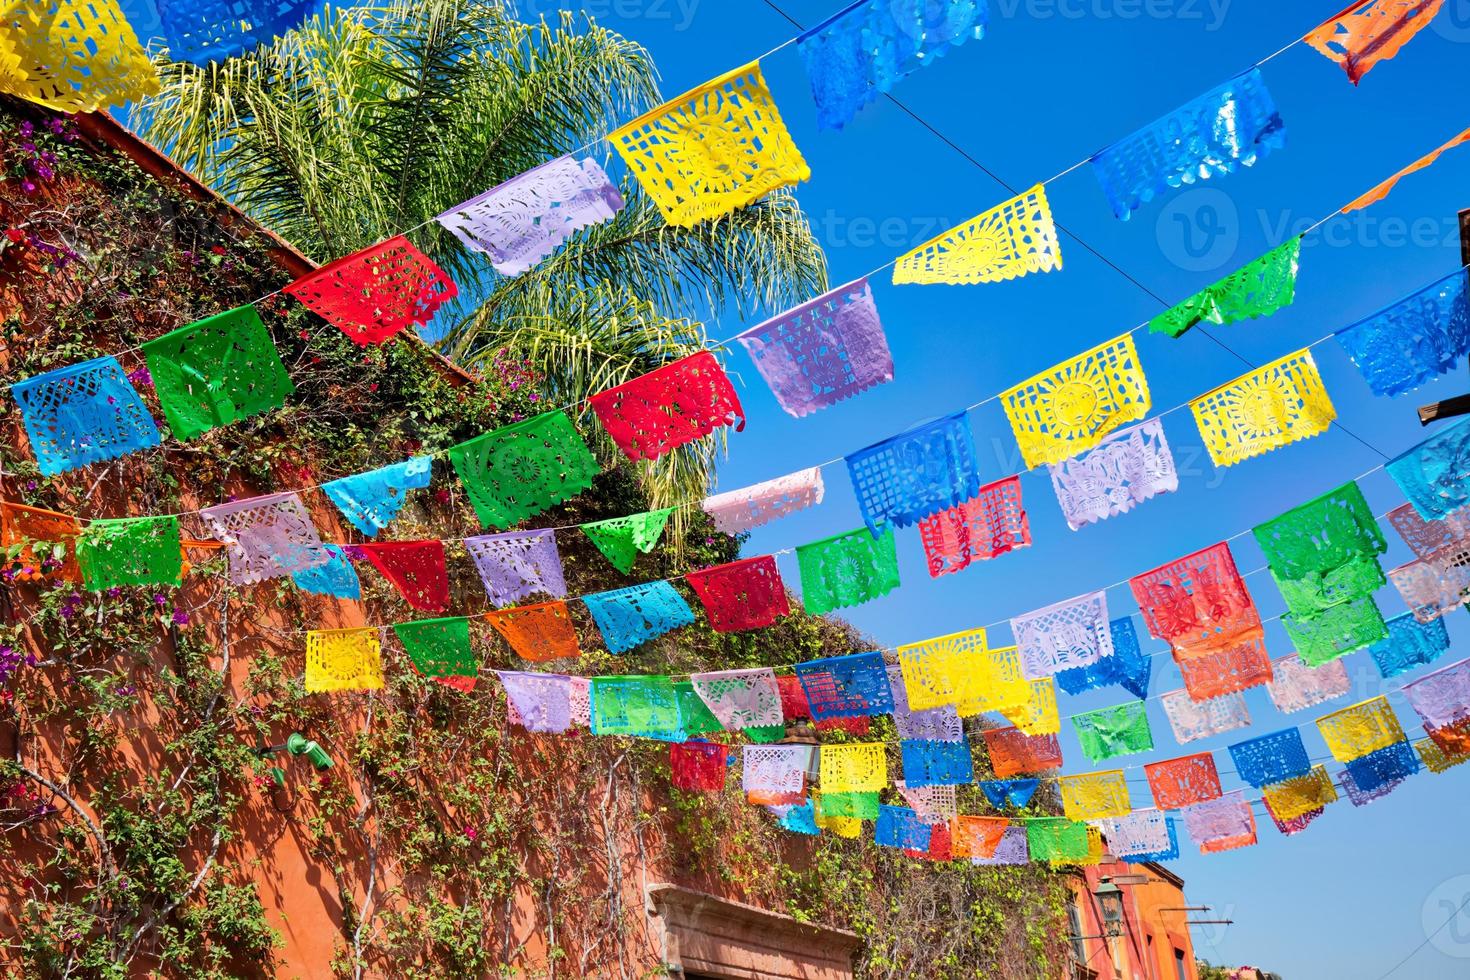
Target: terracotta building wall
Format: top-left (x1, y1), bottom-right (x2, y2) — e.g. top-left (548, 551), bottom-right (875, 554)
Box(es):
top-left (0, 100), bottom-right (866, 979)
top-left (1067, 861), bottom-right (1197, 980)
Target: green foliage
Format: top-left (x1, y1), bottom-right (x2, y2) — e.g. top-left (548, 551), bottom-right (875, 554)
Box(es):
top-left (0, 12), bottom-right (1072, 978)
top-left (130, 0), bottom-right (828, 512)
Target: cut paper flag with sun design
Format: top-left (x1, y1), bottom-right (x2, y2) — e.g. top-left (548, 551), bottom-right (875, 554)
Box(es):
top-left (1059, 770), bottom-right (1131, 821)
top-left (0, 0), bottom-right (158, 112)
top-left (1317, 696), bottom-right (1408, 763)
top-left (846, 412), bottom-right (980, 536)
top-left (141, 305), bottom-right (295, 441)
top-left (917, 475), bottom-right (1031, 578)
top-left (796, 0), bottom-right (987, 131)
top-left (1012, 590), bottom-right (1114, 680)
top-left (1002, 334), bottom-right (1151, 469)
top-left (893, 184), bottom-right (1062, 286)
top-left (1262, 766), bottom-right (1339, 821)
top-left (1253, 481), bottom-right (1389, 664)
top-left (820, 741), bottom-right (888, 794)
top-left (897, 627), bottom-right (993, 713)
top-left (12, 356), bottom-right (162, 476)
top-left (305, 627), bottom-right (384, 694)
top-left (448, 411), bottom-right (599, 529)
top-left (1089, 68), bottom-right (1286, 220)
top-left (610, 60), bottom-right (809, 227)
top-left (1149, 238), bottom-right (1302, 339)
top-left (1048, 419), bottom-right (1179, 531)
top-left (736, 278), bottom-right (894, 417)
top-left (797, 525), bottom-right (901, 615)
top-left (589, 352), bottom-right (745, 463)
top-left (1387, 415), bottom-right (1470, 521)
top-left (1190, 348), bottom-right (1336, 468)
top-left (1304, 0), bottom-right (1446, 85)
top-left (321, 456), bottom-right (432, 537)
top-left (286, 236), bottom-right (456, 346)
top-left (434, 156), bottom-right (625, 276)
top-left (1336, 268), bottom-right (1470, 397)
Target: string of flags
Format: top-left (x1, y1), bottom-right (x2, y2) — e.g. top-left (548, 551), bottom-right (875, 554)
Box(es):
top-left (7, 385), bottom-right (1457, 691)
top-left (10, 0), bottom-right (1470, 569)
top-left (12, 99), bottom-right (1470, 589)
top-left (8, 0), bottom-right (1470, 868)
top-left (12, 239), bottom-right (1470, 623)
top-left (496, 646), bottom-right (1468, 865)
top-left (269, 428), bottom-right (1470, 863)
top-left (17, 430), bottom-right (1465, 865)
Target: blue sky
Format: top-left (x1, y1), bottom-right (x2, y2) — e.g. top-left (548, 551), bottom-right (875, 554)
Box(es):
top-left (522, 1), bottom-right (1470, 976)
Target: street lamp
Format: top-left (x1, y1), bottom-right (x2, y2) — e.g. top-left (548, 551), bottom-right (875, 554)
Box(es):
top-left (1094, 882), bottom-right (1125, 938)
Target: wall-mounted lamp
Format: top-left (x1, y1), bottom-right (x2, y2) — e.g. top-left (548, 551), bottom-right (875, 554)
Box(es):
top-left (1094, 882), bottom-right (1125, 938)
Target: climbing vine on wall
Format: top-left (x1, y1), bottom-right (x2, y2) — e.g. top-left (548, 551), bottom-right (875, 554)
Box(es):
top-left (0, 101), bottom-right (1072, 980)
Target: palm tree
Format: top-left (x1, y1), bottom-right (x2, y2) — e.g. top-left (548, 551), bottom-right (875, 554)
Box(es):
top-left (130, 0), bottom-right (828, 515)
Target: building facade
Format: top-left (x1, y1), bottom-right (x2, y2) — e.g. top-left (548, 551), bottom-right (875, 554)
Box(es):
top-left (1066, 861), bottom-right (1200, 980)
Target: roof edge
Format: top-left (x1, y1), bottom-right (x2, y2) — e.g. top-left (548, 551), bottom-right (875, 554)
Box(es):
top-left (56, 101), bottom-right (475, 387)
